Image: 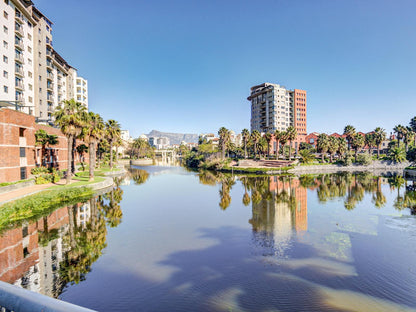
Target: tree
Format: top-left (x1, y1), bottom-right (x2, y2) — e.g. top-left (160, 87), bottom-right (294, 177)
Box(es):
top-left (317, 133), bottom-right (329, 162)
top-left (35, 129), bottom-right (58, 167)
top-left (263, 132), bottom-right (272, 157)
top-left (76, 144), bottom-right (88, 166)
top-left (337, 137), bottom-right (348, 160)
top-left (218, 127), bottom-right (230, 160)
top-left (328, 136), bottom-right (339, 163)
top-left (403, 127), bottom-right (414, 152)
top-left (274, 130), bottom-right (283, 159)
top-left (242, 128), bottom-right (250, 159)
top-left (250, 130), bottom-right (261, 158)
top-left (365, 133), bottom-right (376, 155)
top-left (278, 131), bottom-right (289, 159)
top-left (105, 119), bottom-right (121, 169)
top-left (286, 126), bottom-right (297, 160)
top-left (388, 146), bottom-right (406, 163)
top-left (81, 112), bottom-right (104, 181)
top-left (53, 99), bottom-right (87, 184)
top-left (410, 117), bottom-right (416, 146)
top-left (299, 148), bottom-right (315, 164)
top-left (373, 127), bottom-right (386, 159)
top-left (343, 125), bottom-right (356, 150)
top-left (393, 124), bottom-right (405, 147)
top-left (351, 133), bottom-right (365, 162)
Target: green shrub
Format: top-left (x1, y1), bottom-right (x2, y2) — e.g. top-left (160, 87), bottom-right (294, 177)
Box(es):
top-left (357, 152), bottom-right (373, 165)
top-left (31, 167), bottom-right (49, 175)
top-left (35, 175), bottom-right (49, 184)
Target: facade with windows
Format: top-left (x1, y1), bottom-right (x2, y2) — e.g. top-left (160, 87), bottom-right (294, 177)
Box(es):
top-left (1, 0), bottom-right (88, 125)
top-left (247, 82), bottom-right (307, 152)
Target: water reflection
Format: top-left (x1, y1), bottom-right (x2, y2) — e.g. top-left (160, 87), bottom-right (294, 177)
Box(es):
top-left (198, 171), bottom-right (416, 215)
top-left (0, 183), bottom-right (124, 298)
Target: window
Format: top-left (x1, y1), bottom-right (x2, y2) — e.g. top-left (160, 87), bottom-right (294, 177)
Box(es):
top-left (4, 0), bottom-right (9, 5)
top-left (3, 70), bottom-right (7, 78)
top-left (3, 40), bottom-right (7, 49)
top-left (19, 127), bottom-right (25, 137)
top-left (28, 96), bottom-right (32, 103)
top-left (3, 85), bottom-right (8, 93)
top-left (4, 11), bottom-right (8, 19)
top-left (38, 28), bottom-right (41, 34)
top-left (28, 58), bottom-right (31, 65)
top-left (28, 71), bottom-right (32, 78)
top-left (27, 33), bottom-right (31, 40)
top-left (22, 226), bottom-right (28, 238)
top-left (28, 84), bottom-right (32, 90)
top-left (19, 147), bottom-right (25, 157)
top-left (27, 21), bottom-right (31, 28)
top-left (39, 87), bottom-right (41, 93)
top-left (27, 46), bottom-right (31, 53)
top-left (3, 26), bottom-right (7, 34)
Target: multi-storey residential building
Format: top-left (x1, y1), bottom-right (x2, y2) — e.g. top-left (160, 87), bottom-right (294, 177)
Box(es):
top-left (1, 0), bottom-right (88, 124)
top-left (247, 83), bottom-right (307, 135)
top-left (248, 82), bottom-right (307, 151)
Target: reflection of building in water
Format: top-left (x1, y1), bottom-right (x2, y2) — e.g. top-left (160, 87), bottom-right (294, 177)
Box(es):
top-left (249, 177), bottom-right (308, 252)
top-left (0, 223), bottom-right (40, 292)
top-left (76, 201), bottom-right (91, 228)
top-left (0, 203), bottom-right (83, 298)
top-left (154, 156), bottom-right (180, 167)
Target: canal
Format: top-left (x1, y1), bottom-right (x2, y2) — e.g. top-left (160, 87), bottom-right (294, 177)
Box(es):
top-left (0, 166), bottom-right (416, 311)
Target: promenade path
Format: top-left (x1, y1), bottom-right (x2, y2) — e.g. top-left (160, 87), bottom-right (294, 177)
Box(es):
top-left (0, 180), bottom-right (69, 205)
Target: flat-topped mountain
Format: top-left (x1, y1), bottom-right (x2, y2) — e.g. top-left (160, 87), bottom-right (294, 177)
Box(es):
top-left (147, 130), bottom-right (199, 145)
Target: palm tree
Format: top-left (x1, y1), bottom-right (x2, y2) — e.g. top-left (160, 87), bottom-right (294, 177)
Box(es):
top-left (81, 112), bottom-right (105, 181)
top-left (218, 127), bottom-right (230, 159)
top-left (410, 117), bottom-right (416, 146)
top-left (351, 133), bottom-right (365, 162)
top-left (264, 132), bottom-right (272, 158)
top-left (403, 126), bottom-right (414, 152)
top-left (328, 136), bottom-right (339, 163)
top-left (35, 129), bottom-right (58, 167)
top-left (373, 127), bottom-right (386, 159)
top-left (388, 146), bottom-right (406, 163)
top-left (241, 128), bottom-right (250, 159)
top-left (274, 130), bottom-right (282, 158)
top-left (365, 133), bottom-right (376, 155)
top-left (317, 133), bottom-right (329, 162)
top-left (299, 148), bottom-right (315, 164)
top-left (338, 137), bottom-right (348, 160)
top-left (393, 124), bottom-right (405, 147)
top-left (105, 119), bottom-right (121, 169)
top-left (286, 126), bottom-right (297, 160)
top-left (53, 99), bottom-right (87, 184)
top-left (250, 130), bottom-right (261, 158)
top-left (343, 125), bottom-right (356, 150)
top-left (279, 131), bottom-right (289, 159)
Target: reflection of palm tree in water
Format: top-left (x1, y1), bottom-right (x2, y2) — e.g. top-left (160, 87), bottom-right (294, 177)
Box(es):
top-left (219, 175), bottom-right (235, 210)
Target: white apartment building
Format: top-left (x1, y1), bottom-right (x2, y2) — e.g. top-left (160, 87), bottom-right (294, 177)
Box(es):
top-left (0, 0), bottom-right (88, 124)
top-left (0, 0), bottom-right (35, 115)
top-left (247, 83), bottom-right (307, 136)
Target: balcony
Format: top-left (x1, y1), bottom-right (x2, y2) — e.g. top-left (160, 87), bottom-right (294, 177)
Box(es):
top-left (14, 39), bottom-right (24, 50)
top-left (46, 38), bottom-right (53, 48)
top-left (15, 67), bottom-right (24, 77)
top-left (15, 25), bottom-right (24, 37)
top-left (47, 83), bottom-right (54, 91)
top-left (47, 94), bottom-right (54, 102)
top-left (47, 105), bottom-right (53, 112)
top-left (15, 12), bottom-right (23, 23)
top-left (15, 53), bottom-right (24, 64)
top-left (15, 96), bottom-right (25, 105)
top-left (15, 81), bottom-right (25, 91)
top-left (46, 60), bottom-right (53, 69)
top-left (46, 72), bottom-right (54, 80)
top-left (46, 49), bottom-right (52, 57)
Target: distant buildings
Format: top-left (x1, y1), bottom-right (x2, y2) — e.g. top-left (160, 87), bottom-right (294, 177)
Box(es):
top-left (149, 136), bottom-right (170, 149)
top-left (0, 0), bottom-right (88, 125)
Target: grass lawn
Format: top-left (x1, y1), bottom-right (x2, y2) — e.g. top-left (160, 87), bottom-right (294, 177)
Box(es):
top-left (0, 179), bottom-right (33, 187)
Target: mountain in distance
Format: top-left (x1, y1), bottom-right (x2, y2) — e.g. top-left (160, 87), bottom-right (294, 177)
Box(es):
top-left (146, 130), bottom-right (199, 145)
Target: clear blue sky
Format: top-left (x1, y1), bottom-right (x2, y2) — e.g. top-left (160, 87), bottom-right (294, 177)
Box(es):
top-left (36, 0), bottom-right (416, 137)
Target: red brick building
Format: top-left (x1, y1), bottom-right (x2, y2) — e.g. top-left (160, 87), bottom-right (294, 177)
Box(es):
top-left (0, 108), bottom-right (88, 183)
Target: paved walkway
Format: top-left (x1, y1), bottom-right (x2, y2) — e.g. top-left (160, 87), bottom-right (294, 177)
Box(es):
top-left (0, 180), bottom-right (70, 205)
